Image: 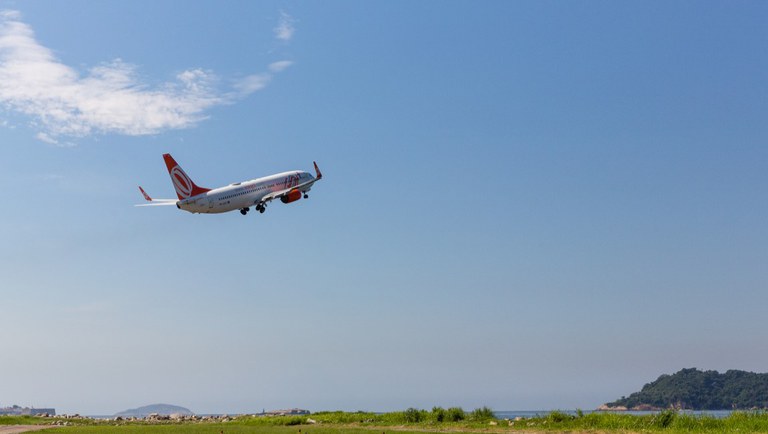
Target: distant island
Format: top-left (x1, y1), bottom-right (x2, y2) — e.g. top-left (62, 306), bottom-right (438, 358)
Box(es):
top-left (0, 405), bottom-right (56, 416)
top-left (601, 368), bottom-right (768, 410)
top-left (114, 404), bottom-right (193, 417)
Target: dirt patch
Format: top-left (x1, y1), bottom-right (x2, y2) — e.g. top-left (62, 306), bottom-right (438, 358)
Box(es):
top-left (0, 426), bottom-right (55, 434)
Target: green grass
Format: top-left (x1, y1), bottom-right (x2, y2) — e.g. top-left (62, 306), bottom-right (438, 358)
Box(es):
top-left (44, 426), bottom-right (453, 434)
top-left (503, 410), bottom-right (768, 433)
top-left (8, 410), bottom-right (768, 433)
top-left (0, 415), bottom-right (46, 425)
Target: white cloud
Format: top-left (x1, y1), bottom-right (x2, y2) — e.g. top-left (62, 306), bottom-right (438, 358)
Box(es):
top-left (35, 133), bottom-right (76, 147)
top-left (233, 61), bottom-right (294, 97)
top-left (0, 10), bottom-right (294, 143)
top-left (233, 73), bottom-right (272, 96)
top-left (274, 11), bottom-right (295, 42)
top-left (269, 60), bottom-right (293, 73)
top-left (35, 132), bottom-right (58, 144)
top-left (0, 10), bottom-right (20, 20)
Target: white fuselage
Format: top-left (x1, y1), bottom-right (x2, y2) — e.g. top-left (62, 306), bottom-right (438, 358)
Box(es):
top-left (177, 170), bottom-right (314, 214)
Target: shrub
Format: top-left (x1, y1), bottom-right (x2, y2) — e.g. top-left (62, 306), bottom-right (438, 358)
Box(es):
top-left (469, 406), bottom-right (495, 421)
top-left (403, 408), bottom-right (425, 423)
top-left (446, 407), bottom-right (465, 422)
top-left (431, 407), bottom-right (445, 422)
top-left (650, 410), bottom-right (677, 428)
top-left (547, 411), bottom-right (572, 423)
top-left (284, 417), bottom-right (305, 426)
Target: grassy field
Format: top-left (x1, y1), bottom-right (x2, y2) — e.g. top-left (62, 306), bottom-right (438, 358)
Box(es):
top-left (5, 410), bottom-right (768, 433)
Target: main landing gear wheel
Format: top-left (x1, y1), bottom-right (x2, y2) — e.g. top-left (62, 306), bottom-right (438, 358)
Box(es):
top-left (304, 194), bottom-right (309, 199)
top-left (240, 207), bottom-right (249, 215)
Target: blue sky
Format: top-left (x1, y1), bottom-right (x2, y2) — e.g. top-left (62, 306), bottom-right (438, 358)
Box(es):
top-left (1, 1), bottom-right (767, 415)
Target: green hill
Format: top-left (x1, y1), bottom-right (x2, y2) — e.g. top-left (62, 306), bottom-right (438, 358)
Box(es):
top-left (605, 368), bottom-right (768, 410)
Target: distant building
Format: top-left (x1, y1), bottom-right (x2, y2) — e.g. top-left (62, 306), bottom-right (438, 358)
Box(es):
top-left (0, 405), bottom-right (56, 416)
top-left (263, 408), bottom-right (309, 416)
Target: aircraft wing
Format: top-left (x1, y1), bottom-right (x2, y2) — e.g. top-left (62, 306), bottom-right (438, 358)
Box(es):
top-left (261, 161), bottom-right (323, 205)
top-left (260, 178), bottom-right (318, 204)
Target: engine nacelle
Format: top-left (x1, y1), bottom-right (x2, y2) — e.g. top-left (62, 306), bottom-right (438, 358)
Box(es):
top-left (280, 189), bottom-right (302, 204)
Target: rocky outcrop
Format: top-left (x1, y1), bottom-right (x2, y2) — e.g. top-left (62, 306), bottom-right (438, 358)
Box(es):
top-left (596, 404), bottom-right (627, 411)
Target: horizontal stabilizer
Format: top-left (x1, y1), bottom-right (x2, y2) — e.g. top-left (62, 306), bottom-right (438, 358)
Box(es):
top-left (136, 185), bottom-right (177, 207)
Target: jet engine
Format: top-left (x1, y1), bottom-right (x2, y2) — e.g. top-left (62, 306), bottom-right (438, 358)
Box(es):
top-left (280, 189), bottom-right (302, 204)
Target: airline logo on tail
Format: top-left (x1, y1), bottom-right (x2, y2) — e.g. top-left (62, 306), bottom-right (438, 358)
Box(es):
top-left (163, 153), bottom-right (210, 199)
top-left (170, 166), bottom-right (193, 198)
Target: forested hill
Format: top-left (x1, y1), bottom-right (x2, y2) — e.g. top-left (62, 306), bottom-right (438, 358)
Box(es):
top-left (605, 368), bottom-right (768, 410)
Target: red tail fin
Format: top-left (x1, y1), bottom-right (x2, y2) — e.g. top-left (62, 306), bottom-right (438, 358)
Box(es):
top-left (313, 161), bottom-right (322, 180)
top-left (163, 153), bottom-right (211, 200)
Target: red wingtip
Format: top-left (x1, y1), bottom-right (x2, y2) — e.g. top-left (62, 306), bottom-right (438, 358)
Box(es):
top-left (139, 186), bottom-right (152, 202)
top-left (313, 161), bottom-right (322, 179)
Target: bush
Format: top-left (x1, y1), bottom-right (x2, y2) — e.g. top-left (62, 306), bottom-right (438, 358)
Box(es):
top-left (284, 417), bottom-right (305, 426)
top-left (469, 406), bottom-right (495, 421)
top-left (547, 411), bottom-right (572, 423)
top-left (650, 410), bottom-right (677, 428)
top-left (309, 411), bottom-right (380, 424)
top-left (430, 407), bottom-right (445, 422)
top-left (446, 407), bottom-right (465, 422)
top-left (403, 408), bottom-right (426, 423)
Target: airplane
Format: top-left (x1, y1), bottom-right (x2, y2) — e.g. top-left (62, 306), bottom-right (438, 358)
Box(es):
top-left (137, 153), bottom-right (322, 215)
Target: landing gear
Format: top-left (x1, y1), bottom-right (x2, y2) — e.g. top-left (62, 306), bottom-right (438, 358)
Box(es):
top-left (240, 207), bottom-right (249, 215)
top-left (304, 193), bottom-right (309, 199)
top-left (255, 203), bottom-right (266, 214)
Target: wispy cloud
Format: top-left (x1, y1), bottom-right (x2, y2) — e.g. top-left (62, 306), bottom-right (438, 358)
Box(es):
top-left (233, 73), bottom-right (272, 96)
top-left (0, 10), bottom-right (295, 143)
top-left (274, 11), bottom-right (296, 42)
top-left (35, 132), bottom-right (58, 144)
top-left (269, 60), bottom-right (294, 73)
top-left (232, 61), bottom-right (294, 97)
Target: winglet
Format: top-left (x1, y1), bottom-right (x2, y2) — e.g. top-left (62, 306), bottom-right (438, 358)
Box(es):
top-left (313, 161), bottom-right (323, 180)
top-left (139, 186), bottom-right (152, 202)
